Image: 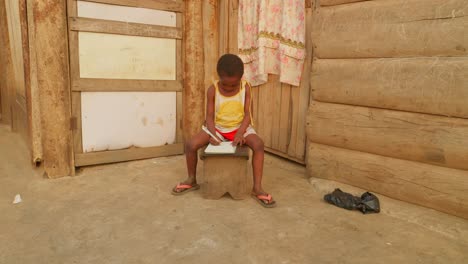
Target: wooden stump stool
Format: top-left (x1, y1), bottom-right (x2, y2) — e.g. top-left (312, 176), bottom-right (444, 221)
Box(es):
top-left (200, 146), bottom-right (252, 200)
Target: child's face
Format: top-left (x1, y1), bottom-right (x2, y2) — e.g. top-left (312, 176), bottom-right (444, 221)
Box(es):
top-left (219, 75), bottom-right (241, 92)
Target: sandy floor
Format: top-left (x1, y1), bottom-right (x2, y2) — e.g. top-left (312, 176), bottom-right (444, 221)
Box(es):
top-left (1, 124), bottom-right (468, 264)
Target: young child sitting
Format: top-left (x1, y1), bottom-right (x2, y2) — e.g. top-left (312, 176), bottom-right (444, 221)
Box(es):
top-left (172, 54), bottom-right (276, 208)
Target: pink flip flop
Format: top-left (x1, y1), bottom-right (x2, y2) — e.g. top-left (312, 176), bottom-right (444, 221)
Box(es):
top-left (252, 193), bottom-right (277, 208)
top-left (171, 183), bottom-right (200, 196)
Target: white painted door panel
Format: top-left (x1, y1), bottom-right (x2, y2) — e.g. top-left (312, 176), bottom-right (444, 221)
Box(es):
top-left (81, 92), bottom-right (176, 153)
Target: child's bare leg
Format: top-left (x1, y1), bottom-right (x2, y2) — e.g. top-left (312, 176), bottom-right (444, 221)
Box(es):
top-left (244, 134), bottom-right (266, 194)
top-left (185, 130), bottom-right (210, 182)
top-left (245, 134), bottom-right (275, 206)
top-left (174, 131), bottom-right (209, 192)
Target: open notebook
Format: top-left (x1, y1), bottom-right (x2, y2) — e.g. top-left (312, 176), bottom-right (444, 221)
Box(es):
top-left (205, 142), bottom-right (237, 154)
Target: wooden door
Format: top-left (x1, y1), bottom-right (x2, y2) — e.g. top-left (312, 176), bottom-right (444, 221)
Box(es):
top-left (68, 0), bottom-right (184, 167)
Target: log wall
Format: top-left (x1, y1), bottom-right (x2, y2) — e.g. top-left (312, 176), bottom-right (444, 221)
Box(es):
top-left (307, 0), bottom-right (468, 219)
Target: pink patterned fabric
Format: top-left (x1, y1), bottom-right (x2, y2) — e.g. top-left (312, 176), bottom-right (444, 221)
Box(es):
top-left (238, 0), bottom-right (306, 87)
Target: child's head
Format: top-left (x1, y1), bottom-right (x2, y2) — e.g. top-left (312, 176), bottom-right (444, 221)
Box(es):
top-left (217, 54), bottom-right (244, 90)
top-left (217, 54), bottom-right (244, 78)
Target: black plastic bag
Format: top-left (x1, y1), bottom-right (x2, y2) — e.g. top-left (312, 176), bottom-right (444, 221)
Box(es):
top-left (324, 188), bottom-right (380, 214)
top-left (357, 192), bottom-right (380, 214)
top-left (324, 188), bottom-right (361, 211)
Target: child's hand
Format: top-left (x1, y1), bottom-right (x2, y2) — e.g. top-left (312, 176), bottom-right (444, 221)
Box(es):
top-left (232, 134), bottom-right (245, 146)
top-left (209, 137), bottom-right (221, 146)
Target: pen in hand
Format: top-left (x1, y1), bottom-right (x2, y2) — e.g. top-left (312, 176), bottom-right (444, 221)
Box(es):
top-left (202, 126), bottom-right (222, 144)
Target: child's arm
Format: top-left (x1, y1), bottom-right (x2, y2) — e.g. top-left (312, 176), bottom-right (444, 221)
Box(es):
top-left (206, 85), bottom-right (222, 145)
top-left (232, 83), bottom-right (252, 146)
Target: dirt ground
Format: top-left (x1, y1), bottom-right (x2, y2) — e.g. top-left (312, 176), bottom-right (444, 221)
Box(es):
top-left (1, 124), bottom-right (468, 264)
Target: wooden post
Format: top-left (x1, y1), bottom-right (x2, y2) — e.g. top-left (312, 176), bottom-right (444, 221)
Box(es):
top-left (20, 0), bottom-right (44, 163)
top-left (228, 0), bottom-right (238, 53)
top-left (218, 0), bottom-right (229, 57)
top-left (202, 0), bottom-right (219, 91)
top-left (29, 0), bottom-right (73, 177)
top-left (184, 0), bottom-right (205, 140)
top-left (25, 0), bottom-right (43, 163)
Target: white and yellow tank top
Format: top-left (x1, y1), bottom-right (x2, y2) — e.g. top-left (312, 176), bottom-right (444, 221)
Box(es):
top-left (214, 80), bottom-right (252, 133)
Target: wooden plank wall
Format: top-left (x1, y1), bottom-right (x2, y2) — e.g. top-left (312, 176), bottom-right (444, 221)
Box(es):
top-left (0, 0), bottom-right (13, 126)
top-left (217, 0), bottom-right (313, 164)
top-left (0, 0), bottom-right (43, 164)
top-left (307, 0), bottom-right (468, 219)
top-left (1, 0), bottom-right (31, 148)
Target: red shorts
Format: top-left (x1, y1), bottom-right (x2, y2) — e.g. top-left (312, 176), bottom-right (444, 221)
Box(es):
top-left (216, 129), bottom-right (238, 141)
